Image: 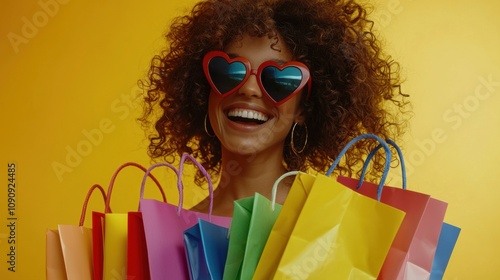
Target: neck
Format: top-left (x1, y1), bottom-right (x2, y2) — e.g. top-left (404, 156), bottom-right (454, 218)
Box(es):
top-left (211, 146), bottom-right (292, 216)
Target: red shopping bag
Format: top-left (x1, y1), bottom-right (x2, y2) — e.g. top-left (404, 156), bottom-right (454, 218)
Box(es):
top-left (92, 162), bottom-right (165, 280)
top-left (46, 184), bottom-right (106, 280)
top-left (337, 139), bottom-right (447, 279)
top-left (139, 153), bottom-right (232, 280)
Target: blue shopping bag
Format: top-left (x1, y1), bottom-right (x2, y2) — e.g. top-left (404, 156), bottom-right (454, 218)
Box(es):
top-left (184, 218), bottom-right (230, 280)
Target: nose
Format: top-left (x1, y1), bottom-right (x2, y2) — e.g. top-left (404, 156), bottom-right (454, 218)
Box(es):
top-left (237, 70), bottom-right (263, 99)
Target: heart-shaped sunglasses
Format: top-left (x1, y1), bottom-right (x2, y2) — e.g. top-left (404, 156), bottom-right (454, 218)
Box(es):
top-left (203, 51), bottom-right (311, 106)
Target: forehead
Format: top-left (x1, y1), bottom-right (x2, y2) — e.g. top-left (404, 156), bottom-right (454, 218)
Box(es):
top-left (224, 34), bottom-right (293, 65)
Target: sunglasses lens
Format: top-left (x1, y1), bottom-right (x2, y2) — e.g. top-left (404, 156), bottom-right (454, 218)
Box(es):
top-left (261, 66), bottom-right (304, 103)
top-left (208, 57), bottom-right (247, 95)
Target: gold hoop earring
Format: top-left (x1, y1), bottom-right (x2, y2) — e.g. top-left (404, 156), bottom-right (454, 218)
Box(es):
top-left (204, 114), bottom-right (215, 137)
top-left (291, 122), bottom-right (308, 154)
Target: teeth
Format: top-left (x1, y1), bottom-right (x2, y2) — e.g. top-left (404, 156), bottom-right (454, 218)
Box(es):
top-left (227, 108), bottom-right (269, 122)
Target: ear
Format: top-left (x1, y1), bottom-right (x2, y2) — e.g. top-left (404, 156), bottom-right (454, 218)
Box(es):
top-left (294, 108), bottom-right (306, 124)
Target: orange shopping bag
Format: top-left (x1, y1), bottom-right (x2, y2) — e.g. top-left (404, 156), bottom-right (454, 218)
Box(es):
top-left (46, 184), bottom-right (107, 280)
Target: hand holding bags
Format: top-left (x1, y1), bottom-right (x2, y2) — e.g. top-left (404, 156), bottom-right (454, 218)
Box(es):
top-left (46, 184), bottom-right (107, 280)
top-left (140, 153), bottom-right (232, 280)
top-left (273, 134), bottom-right (406, 279)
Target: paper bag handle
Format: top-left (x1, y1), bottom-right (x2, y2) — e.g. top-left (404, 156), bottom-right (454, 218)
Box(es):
top-left (326, 134), bottom-right (391, 201)
top-left (178, 153), bottom-right (215, 220)
top-left (139, 162), bottom-right (179, 210)
top-left (79, 184), bottom-right (107, 226)
top-left (271, 171), bottom-right (300, 211)
top-left (358, 139), bottom-right (407, 190)
top-left (138, 154), bottom-right (216, 220)
top-left (105, 162), bottom-right (166, 213)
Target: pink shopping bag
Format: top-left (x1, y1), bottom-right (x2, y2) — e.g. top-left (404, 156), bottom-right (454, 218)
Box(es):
top-left (140, 153), bottom-right (232, 280)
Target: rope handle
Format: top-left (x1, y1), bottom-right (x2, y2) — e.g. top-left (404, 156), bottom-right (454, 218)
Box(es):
top-left (139, 154), bottom-right (215, 220)
top-left (326, 134), bottom-right (392, 201)
top-left (139, 161), bottom-right (179, 207)
top-left (178, 153), bottom-right (215, 220)
top-left (357, 139), bottom-right (407, 190)
top-left (105, 162), bottom-right (167, 213)
top-left (79, 184), bottom-right (107, 226)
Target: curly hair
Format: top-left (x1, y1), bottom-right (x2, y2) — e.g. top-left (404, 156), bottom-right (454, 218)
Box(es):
top-left (139, 0), bottom-right (410, 183)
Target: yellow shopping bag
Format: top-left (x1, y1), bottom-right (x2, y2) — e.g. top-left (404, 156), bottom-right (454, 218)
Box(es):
top-left (253, 172), bottom-right (316, 279)
top-left (92, 162), bottom-right (166, 280)
top-left (274, 134), bottom-right (406, 279)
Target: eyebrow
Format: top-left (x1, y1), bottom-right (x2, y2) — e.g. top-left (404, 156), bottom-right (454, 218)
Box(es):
top-left (226, 52), bottom-right (288, 65)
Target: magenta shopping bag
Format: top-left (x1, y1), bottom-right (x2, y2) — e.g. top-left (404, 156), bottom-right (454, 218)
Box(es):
top-left (337, 139), bottom-right (447, 279)
top-left (140, 154), bottom-right (232, 280)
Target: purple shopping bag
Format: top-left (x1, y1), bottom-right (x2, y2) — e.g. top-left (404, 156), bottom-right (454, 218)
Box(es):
top-left (140, 154), bottom-right (232, 280)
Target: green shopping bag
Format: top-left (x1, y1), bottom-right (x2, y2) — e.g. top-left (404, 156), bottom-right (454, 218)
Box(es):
top-left (223, 193), bottom-right (282, 280)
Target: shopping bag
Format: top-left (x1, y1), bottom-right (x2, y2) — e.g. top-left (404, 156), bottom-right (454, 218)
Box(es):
top-left (223, 192), bottom-right (282, 280)
top-left (46, 183), bottom-right (107, 280)
top-left (337, 139), bottom-right (448, 279)
top-left (430, 223), bottom-right (461, 280)
top-left (140, 153), bottom-right (232, 280)
top-left (275, 134), bottom-right (406, 279)
top-left (46, 229), bottom-right (67, 280)
top-left (253, 171), bottom-right (315, 279)
top-left (127, 212), bottom-right (150, 279)
top-left (184, 218), bottom-right (230, 280)
top-left (92, 162), bottom-right (166, 280)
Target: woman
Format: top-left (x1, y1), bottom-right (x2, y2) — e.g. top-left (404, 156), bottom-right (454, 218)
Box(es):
top-left (139, 0), bottom-right (409, 216)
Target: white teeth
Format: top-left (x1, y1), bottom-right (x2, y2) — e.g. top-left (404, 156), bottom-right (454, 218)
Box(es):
top-left (227, 108), bottom-right (269, 122)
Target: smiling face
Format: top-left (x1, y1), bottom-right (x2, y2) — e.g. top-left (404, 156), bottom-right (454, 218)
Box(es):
top-left (207, 34), bottom-right (305, 156)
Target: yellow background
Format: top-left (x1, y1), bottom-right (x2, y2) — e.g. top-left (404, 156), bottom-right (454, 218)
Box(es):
top-left (0, 0), bottom-right (499, 279)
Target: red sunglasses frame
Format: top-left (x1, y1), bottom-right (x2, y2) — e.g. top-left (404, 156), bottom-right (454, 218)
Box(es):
top-left (202, 50), bottom-right (312, 106)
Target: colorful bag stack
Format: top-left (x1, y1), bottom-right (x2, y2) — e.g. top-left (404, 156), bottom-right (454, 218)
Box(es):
top-left (46, 135), bottom-right (460, 279)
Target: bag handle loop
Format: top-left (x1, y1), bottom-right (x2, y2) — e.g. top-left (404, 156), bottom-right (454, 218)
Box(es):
top-left (139, 154), bottom-right (216, 221)
top-left (271, 171), bottom-right (300, 211)
top-left (139, 162), bottom-right (179, 209)
top-left (79, 184), bottom-right (107, 226)
top-left (105, 162), bottom-right (166, 213)
top-left (178, 153), bottom-right (215, 220)
top-left (326, 134), bottom-right (391, 201)
top-left (357, 139), bottom-right (407, 190)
